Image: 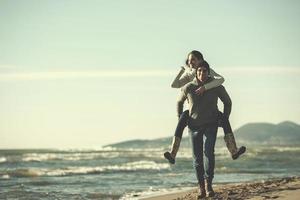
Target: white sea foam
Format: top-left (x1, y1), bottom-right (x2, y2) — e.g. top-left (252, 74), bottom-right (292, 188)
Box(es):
top-left (22, 153), bottom-right (58, 162)
top-left (174, 147), bottom-right (229, 159)
top-left (215, 166), bottom-right (237, 173)
top-left (5, 160), bottom-right (170, 178)
top-left (119, 148), bottom-right (165, 152)
top-left (21, 152), bottom-right (121, 162)
top-left (1, 174), bottom-right (10, 179)
top-left (121, 185), bottom-right (195, 200)
top-left (120, 160), bottom-right (170, 171)
top-left (0, 157), bottom-right (7, 163)
top-left (274, 147), bottom-right (300, 152)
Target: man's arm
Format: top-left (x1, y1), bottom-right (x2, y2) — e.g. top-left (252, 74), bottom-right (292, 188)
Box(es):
top-left (176, 89), bottom-right (187, 118)
top-left (218, 86), bottom-right (232, 119)
top-left (171, 67), bottom-right (195, 88)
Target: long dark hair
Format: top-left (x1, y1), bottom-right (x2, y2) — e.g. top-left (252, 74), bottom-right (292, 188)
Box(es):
top-left (185, 50), bottom-right (204, 65)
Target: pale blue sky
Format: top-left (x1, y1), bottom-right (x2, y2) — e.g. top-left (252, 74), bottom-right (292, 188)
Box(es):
top-left (1, 1), bottom-right (300, 148)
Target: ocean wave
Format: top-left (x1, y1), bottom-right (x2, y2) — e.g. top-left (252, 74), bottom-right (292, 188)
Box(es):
top-left (0, 157), bottom-right (7, 163)
top-left (1, 150), bottom-right (185, 163)
top-left (121, 185), bottom-right (195, 200)
top-left (273, 147), bottom-right (300, 152)
top-left (20, 151), bottom-right (165, 162)
top-left (0, 147), bottom-right (237, 164)
top-left (22, 153), bottom-right (60, 162)
top-left (1, 146), bottom-right (297, 164)
top-left (0, 152), bottom-right (123, 163)
top-left (1, 174), bottom-right (10, 179)
top-left (2, 160), bottom-right (170, 178)
top-left (214, 165), bottom-right (290, 174)
top-left (166, 147), bottom-right (230, 159)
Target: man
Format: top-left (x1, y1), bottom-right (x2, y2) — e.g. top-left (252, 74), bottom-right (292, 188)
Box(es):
top-left (177, 61), bottom-right (232, 198)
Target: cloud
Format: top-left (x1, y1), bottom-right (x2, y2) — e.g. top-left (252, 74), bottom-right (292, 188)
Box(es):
top-left (218, 66), bottom-right (300, 75)
top-left (0, 70), bottom-right (174, 81)
top-left (0, 66), bottom-right (299, 81)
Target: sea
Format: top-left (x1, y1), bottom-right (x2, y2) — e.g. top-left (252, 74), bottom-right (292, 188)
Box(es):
top-left (1, 145), bottom-right (300, 199)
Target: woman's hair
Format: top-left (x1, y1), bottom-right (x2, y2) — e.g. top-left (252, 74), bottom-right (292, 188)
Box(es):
top-left (185, 50), bottom-right (204, 65)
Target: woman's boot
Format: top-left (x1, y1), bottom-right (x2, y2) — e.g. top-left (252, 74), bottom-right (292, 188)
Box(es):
top-left (224, 133), bottom-right (246, 160)
top-left (164, 136), bottom-right (181, 164)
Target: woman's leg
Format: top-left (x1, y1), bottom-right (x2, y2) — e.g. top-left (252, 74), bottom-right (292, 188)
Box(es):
top-left (175, 110), bottom-right (189, 138)
top-left (218, 111), bottom-right (246, 160)
top-left (218, 111), bottom-right (232, 134)
top-left (164, 110), bottom-right (189, 164)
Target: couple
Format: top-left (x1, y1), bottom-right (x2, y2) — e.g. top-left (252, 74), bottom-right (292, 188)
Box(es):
top-left (164, 50), bottom-right (246, 198)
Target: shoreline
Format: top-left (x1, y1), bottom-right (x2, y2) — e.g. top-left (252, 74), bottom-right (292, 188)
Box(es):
top-left (139, 176), bottom-right (300, 200)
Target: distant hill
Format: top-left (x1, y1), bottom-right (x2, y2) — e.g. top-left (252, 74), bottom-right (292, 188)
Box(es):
top-left (104, 137), bottom-right (191, 149)
top-left (234, 121), bottom-right (300, 146)
top-left (104, 137), bottom-right (172, 149)
top-left (104, 121), bottom-right (300, 148)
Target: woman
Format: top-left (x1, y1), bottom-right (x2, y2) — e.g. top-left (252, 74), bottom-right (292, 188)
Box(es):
top-left (164, 50), bottom-right (246, 164)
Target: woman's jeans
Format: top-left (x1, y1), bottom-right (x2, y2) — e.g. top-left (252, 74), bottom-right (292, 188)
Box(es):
top-left (174, 110), bottom-right (232, 138)
top-left (189, 125), bottom-right (218, 183)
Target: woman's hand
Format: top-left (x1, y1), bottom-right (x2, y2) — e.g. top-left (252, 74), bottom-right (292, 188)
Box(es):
top-left (195, 86), bottom-right (206, 95)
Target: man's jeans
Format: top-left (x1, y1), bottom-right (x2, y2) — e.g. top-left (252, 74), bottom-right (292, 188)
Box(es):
top-left (189, 125), bottom-right (218, 183)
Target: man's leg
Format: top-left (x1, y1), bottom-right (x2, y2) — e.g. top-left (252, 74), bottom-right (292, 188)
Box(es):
top-left (218, 111), bottom-right (246, 160)
top-left (203, 125), bottom-right (218, 197)
top-left (189, 128), bottom-right (206, 198)
top-left (164, 110), bottom-right (189, 164)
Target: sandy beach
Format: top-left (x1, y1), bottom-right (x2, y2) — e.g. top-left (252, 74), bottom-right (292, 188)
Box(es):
top-left (140, 176), bottom-right (300, 200)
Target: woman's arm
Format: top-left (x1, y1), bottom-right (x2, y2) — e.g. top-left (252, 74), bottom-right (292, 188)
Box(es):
top-left (203, 68), bottom-right (225, 90)
top-left (171, 67), bottom-right (195, 88)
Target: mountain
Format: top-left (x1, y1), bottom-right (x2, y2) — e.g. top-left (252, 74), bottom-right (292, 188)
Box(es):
top-left (104, 138), bottom-right (171, 149)
top-left (103, 137), bottom-right (193, 149)
top-left (234, 121), bottom-right (300, 145)
top-left (104, 121), bottom-right (300, 148)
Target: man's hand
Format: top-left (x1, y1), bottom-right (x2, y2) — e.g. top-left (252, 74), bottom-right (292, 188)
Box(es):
top-left (195, 86), bottom-right (206, 95)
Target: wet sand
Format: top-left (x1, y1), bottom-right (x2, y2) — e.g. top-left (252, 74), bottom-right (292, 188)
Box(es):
top-left (140, 176), bottom-right (300, 200)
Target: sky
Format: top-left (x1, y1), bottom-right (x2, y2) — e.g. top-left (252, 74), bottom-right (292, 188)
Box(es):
top-left (1, 0), bottom-right (300, 149)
